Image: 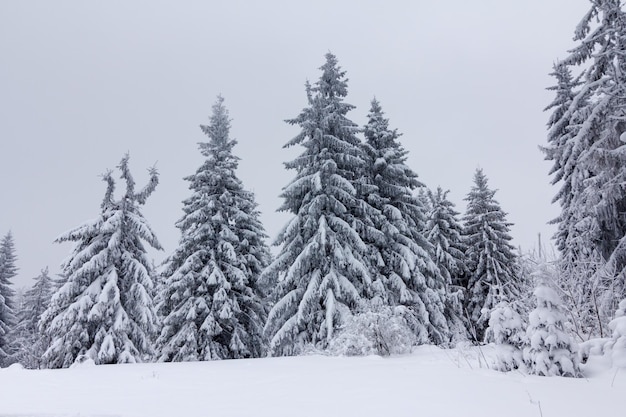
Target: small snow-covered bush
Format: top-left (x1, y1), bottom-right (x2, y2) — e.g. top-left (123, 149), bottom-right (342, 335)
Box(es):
top-left (524, 284), bottom-right (580, 377)
top-left (579, 337), bottom-right (610, 365)
top-left (487, 301), bottom-right (526, 372)
top-left (328, 306), bottom-right (417, 357)
top-left (69, 355), bottom-right (96, 369)
top-left (606, 298), bottom-right (626, 368)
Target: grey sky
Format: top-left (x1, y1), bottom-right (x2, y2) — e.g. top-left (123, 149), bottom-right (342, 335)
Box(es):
top-left (1, 0), bottom-right (590, 288)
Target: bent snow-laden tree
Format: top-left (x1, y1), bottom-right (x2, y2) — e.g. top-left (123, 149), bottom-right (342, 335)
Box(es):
top-left (0, 231), bottom-right (18, 366)
top-left (463, 169), bottom-right (520, 341)
top-left (157, 96), bottom-right (270, 361)
top-left (40, 155), bottom-right (161, 368)
top-left (361, 99), bottom-right (453, 344)
top-left (264, 53), bottom-right (372, 356)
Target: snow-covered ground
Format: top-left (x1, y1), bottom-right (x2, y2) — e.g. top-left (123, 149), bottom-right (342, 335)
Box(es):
top-left (0, 345), bottom-right (622, 417)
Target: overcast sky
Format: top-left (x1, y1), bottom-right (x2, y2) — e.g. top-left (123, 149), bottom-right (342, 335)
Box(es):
top-left (1, 0), bottom-right (591, 288)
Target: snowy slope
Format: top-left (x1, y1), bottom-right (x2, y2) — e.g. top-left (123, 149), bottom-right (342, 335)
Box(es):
top-left (0, 345), bottom-right (622, 417)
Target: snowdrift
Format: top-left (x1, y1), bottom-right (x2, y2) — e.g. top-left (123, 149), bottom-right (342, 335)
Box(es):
top-left (0, 345), bottom-right (622, 417)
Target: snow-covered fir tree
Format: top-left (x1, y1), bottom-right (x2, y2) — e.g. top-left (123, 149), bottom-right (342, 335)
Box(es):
top-left (542, 62), bottom-right (592, 266)
top-left (544, 1), bottom-right (626, 334)
top-left (463, 169), bottom-right (519, 342)
top-left (0, 231), bottom-right (18, 366)
top-left (564, 0), bottom-right (626, 264)
top-left (488, 301), bottom-right (526, 372)
top-left (416, 188), bottom-right (431, 216)
top-left (40, 155), bottom-right (161, 368)
top-left (263, 53), bottom-right (373, 355)
top-left (524, 278), bottom-right (580, 377)
top-left (360, 98), bottom-right (452, 344)
top-left (541, 59), bottom-right (607, 341)
top-left (425, 187), bottom-right (469, 341)
top-left (13, 267), bottom-right (53, 368)
top-left (157, 96), bottom-right (270, 361)
top-left (426, 187), bottom-right (468, 288)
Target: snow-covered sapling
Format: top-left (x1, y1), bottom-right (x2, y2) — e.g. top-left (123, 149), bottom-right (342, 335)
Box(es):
top-left (524, 284), bottom-right (580, 377)
top-left (487, 301), bottom-right (526, 372)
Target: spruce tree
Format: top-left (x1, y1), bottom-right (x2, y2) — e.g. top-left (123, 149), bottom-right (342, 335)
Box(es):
top-left (543, 1), bottom-right (626, 335)
top-left (425, 186), bottom-right (469, 340)
top-left (426, 187), bottom-right (468, 289)
top-left (157, 96), bottom-right (270, 361)
top-left (463, 169), bottom-right (519, 341)
top-left (40, 155), bottom-right (161, 368)
top-left (542, 62), bottom-right (593, 266)
top-left (0, 232), bottom-right (18, 366)
top-left (562, 0), bottom-right (626, 266)
top-left (360, 98), bottom-right (450, 344)
top-left (13, 267), bottom-right (53, 368)
top-left (264, 53), bottom-right (372, 355)
top-left (542, 65), bottom-right (605, 337)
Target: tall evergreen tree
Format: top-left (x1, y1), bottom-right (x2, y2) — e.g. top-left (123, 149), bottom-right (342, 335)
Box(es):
top-left (563, 0), bottom-right (626, 262)
top-left (425, 186), bottom-right (469, 340)
top-left (543, 1), bottom-right (626, 335)
top-left (13, 267), bottom-right (53, 368)
top-left (360, 99), bottom-right (450, 344)
top-left (542, 61), bottom-right (606, 339)
top-left (542, 61), bottom-right (593, 266)
top-left (0, 232), bottom-right (18, 366)
top-left (157, 96), bottom-right (270, 361)
top-left (542, 61), bottom-right (594, 265)
top-left (40, 155), bottom-right (161, 368)
top-left (463, 169), bottom-right (519, 341)
top-left (263, 53), bottom-right (372, 355)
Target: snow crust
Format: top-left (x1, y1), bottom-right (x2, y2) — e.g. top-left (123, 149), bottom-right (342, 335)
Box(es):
top-left (0, 345), bottom-right (622, 417)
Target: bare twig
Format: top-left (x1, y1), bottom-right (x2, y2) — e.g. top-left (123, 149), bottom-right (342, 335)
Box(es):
top-left (526, 391), bottom-right (544, 417)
